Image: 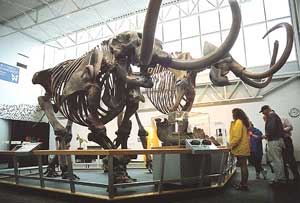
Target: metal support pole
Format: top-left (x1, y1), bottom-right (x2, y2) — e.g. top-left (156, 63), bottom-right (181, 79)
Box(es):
top-left (38, 155), bottom-right (45, 188)
top-left (107, 155), bottom-right (115, 198)
top-left (199, 154), bottom-right (206, 186)
top-left (13, 156), bottom-right (19, 184)
top-left (158, 154), bottom-right (165, 193)
top-left (66, 155), bottom-right (75, 193)
top-left (217, 152), bottom-right (226, 185)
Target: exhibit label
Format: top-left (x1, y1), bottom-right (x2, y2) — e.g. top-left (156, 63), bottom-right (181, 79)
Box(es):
top-left (0, 62), bottom-right (19, 84)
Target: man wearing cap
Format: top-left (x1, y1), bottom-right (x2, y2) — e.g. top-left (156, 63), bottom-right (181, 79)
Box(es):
top-left (281, 117), bottom-right (300, 182)
top-left (260, 105), bottom-right (286, 184)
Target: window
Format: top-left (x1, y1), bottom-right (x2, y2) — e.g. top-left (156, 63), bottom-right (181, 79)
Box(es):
top-left (264, 0), bottom-right (290, 20)
top-left (155, 24), bottom-right (163, 41)
top-left (181, 15), bottom-right (199, 38)
top-left (199, 0), bottom-right (217, 12)
top-left (88, 26), bottom-right (102, 40)
top-left (76, 43), bottom-right (89, 57)
top-left (244, 23), bottom-right (270, 67)
top-left (180, 0), bottom-right (199, 17)
top-left (47, 0), bottom-right (297, 79)
top-left (54, 48), bottom-right (65, 64)
top-left (77, 30), bottom-right (89, 44)
top-left (163, 41), bottom-right (181, 55)
top-left (267, 18), bottom-right (296, 62)
top-left (219, 6), bottom-right (232, 30)
top-left (222, 30), bottom-right (246, 66)
top-left (182, 37), bottom-right (202, 58)
top-left (163, 20), bottom-right (181, 42)
top-left (241, 0), bottom-right (265, 26)
top-left (200, 10), bottom-right (219, 34)
top-left (65, 47), bottom-right (76, 60)
top-left (162, 5), bottom-right (180, 21)
top-left (202, 32), bottom-right (221, 47)
top-left (44, 46), bottom-right (55, 69)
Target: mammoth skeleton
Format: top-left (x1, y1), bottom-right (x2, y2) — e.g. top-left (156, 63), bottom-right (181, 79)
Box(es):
top-left (32, 0), bottom-right (293, 182)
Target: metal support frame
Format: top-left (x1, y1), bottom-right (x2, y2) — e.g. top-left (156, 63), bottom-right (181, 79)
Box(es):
top-left (198, 153), bottom-right (206, 186)
top-left (0, 0), bottom-right (111, 41)
top-left (37, 155), bottom-right (45, 188)
top-left (0, 149), bottom-right (237, 200)
top-left (13, 156), bottom-right (19, 184)
top-left (107, 155), bottom-right (115, 198)
top-left (217, 152), bottom-right (226, 185)
top-left (0, 0), bottom-right (299, 58)
top-left (158, 153), bottom-right (166, 192)
top-left (66, 155), bottom-right (76, 193)
top-left (261, 74), bottom-right (300, 96)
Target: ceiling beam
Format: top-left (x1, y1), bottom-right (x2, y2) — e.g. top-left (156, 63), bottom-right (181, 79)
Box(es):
top-left (0, 15), bottom-right (44, 44)
top-left (0, 0), bottom-right (110, 40)
top-left (0, 0), bottom-right (58, 24)
top-left (1, 0), bottom-right (37, 23)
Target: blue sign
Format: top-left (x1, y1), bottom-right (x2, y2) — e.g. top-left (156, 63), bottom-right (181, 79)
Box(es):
top-left (0, 62), bottom-right (19, 84)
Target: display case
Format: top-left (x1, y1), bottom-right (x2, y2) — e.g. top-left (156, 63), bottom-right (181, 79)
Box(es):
top-left (152, 111), bottom-right (210, 146)
top-left (152, 111), bottom-right (234, 187)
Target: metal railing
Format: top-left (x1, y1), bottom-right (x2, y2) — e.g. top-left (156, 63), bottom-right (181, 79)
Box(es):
top-left (0, 148), bottom-right (235, 200)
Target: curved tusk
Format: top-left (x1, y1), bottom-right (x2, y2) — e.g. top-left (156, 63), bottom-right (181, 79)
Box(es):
top-left (140, 0), bottom-right (162, 67)
top-left (238, 40), bottom-right (279, 88)
top-left (156, 0), bottom-right (241, 71)
top-left (231, 23), bottom-right (293, 79)
top-left (239, 75), bottom-right (272, 88)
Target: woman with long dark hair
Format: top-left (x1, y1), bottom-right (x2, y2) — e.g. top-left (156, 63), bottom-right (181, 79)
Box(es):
top-left (230, 108), bottom-right (251, 190)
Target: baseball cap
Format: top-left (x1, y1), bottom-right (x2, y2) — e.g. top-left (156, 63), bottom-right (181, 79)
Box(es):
top-left (259, 105), bottom-right (270, 113)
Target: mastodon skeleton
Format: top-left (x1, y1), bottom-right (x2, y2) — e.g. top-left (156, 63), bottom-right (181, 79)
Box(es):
top-left (146, 52), bottom-right (196, 114)
top-left (32, 0), bottom-right (293, 183)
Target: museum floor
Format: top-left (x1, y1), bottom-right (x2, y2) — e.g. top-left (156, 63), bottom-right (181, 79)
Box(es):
top-left (0, 164), bottom-right (299, 203)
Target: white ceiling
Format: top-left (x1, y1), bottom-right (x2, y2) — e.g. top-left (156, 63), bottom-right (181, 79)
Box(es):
top-left (0, 0), bottom-right (179, 43)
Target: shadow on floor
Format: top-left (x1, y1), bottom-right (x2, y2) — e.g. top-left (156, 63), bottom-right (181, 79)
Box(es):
top-left (0, 166), bottom-right (299, 203)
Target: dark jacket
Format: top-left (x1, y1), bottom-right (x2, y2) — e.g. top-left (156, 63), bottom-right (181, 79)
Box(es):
top-left (250, 127), bottom-right (263, 157)
top-left (265, 111), bottom-right (284, 140)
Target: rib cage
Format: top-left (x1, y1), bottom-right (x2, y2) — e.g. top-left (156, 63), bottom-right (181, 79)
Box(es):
top-left (50, 49), bottom-right (125, 127)
top-left (146, 65), bottom-right (187, 114)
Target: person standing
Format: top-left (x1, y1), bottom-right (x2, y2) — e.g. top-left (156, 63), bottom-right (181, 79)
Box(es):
top-left (259, 105), bottom-right (286, 185)
top-left (230, 108), bottom-right (251, 190)
top-left (281, 117), bottom-right (300, 182)
top-left (248, 122), bottom-right (267, 179)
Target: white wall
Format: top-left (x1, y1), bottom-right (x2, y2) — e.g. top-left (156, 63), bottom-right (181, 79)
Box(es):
top-left (0, 33), bottom-right (45, 150)
top-left (0, 33), bottom-right (44, 105)
top-left (48, 111), bottom-right (163, 151)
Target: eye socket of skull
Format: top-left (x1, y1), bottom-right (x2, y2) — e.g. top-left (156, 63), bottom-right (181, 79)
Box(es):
top-left (117, 34), bottom-right (131, 43)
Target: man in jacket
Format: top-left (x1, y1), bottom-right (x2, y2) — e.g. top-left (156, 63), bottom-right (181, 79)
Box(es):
top-left (249, 122), bottom-right (267, 179)
top-left (281, 117), bottom-right (300, 182)
top-left (260, 105), bottom-right (286, 184)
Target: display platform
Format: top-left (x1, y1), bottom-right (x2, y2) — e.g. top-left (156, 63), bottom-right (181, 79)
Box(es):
top-left (0, 148), bottom-right (235, 201)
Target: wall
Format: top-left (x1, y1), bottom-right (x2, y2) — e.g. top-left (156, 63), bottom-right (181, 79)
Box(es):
top-left (190, 78), bottom-right (300, 161)
top-left (0, 119), bottom-right (10, 150)
top-left (0, 32), bottom-right (45, 150)
top-left (0, 33), bottom-right (44, 105)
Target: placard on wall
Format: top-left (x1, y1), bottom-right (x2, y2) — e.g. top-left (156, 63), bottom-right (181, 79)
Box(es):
top-left (0, 62), bottom-right (19, 84)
